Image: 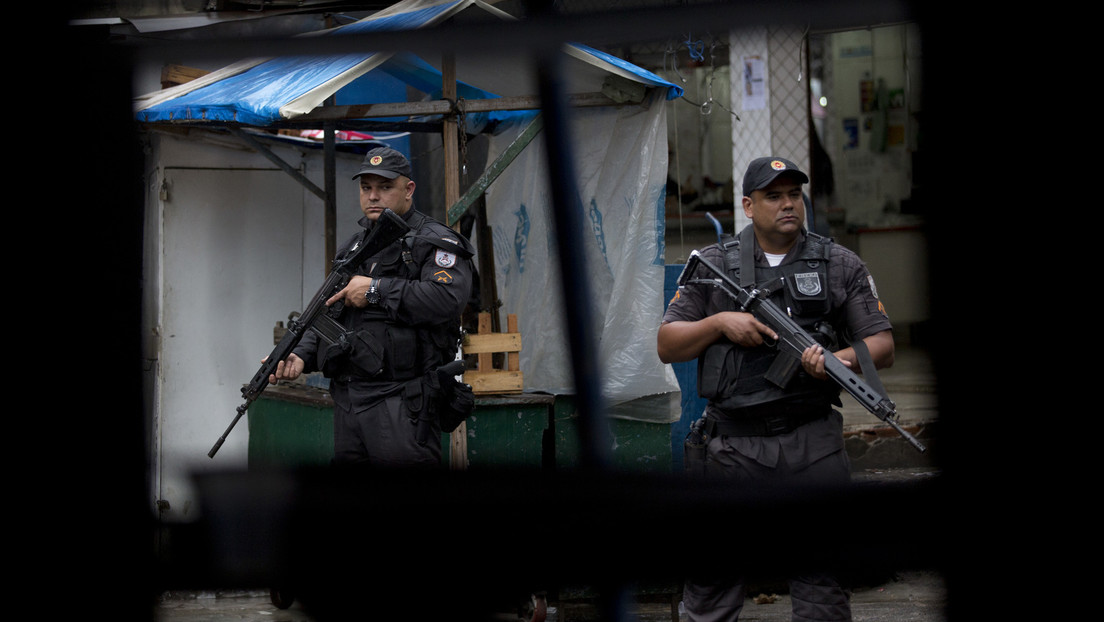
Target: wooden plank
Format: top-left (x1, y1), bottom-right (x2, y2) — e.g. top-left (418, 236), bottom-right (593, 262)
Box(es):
top-left (464, 332), bottom-right (522, 354)
top-left (475, 195), bottom-right (501, 332)
top-left (507, 314), bottom-right (520, 372)
top-left (160, 64), bottom-right (209, 88)
top-left (463, 312), bottom-right (523, 394)
top-left (476, 311), bottom-right (493, 372)
top-left (442, 54), bottom-right (461, 227)
top-left (465, 370), bottom-right (524, 394)
top-left (442, 54), bottom-right (467, 471)
top-left (296, 92), bottom-right (619, 123)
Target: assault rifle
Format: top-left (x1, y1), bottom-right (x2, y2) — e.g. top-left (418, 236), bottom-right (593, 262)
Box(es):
top-left (208, 209), bottom-right (411, 458)
top-left (678, 250), bottom-right (926, 453)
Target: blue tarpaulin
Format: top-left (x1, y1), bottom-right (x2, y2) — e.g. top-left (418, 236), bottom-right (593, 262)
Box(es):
top-left (134, 0), bottom-right (682, 128)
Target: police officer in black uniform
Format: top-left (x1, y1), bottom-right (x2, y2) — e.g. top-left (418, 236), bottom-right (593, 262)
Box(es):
top-left (270, 146), bottom-right (474, 469)
top-left (658, 156), bottom-right (894, 622)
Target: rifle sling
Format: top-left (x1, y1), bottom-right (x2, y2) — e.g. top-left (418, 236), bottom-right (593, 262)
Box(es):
top-left (739, 225), bottom-right (756, 288)
top-left (852, 339), bottom-right (888, 401)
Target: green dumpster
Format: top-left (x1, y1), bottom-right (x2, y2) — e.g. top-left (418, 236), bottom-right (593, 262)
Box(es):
top-left (551, 396), bottom-right (675, 473)
top-left (247, 383), bottom-right (334, 469)
top-left (246, 384), bottom-right (674, 472)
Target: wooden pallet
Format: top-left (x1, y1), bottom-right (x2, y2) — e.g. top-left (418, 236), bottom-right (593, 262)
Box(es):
top-left (463, 312), bottom-right (523, 394)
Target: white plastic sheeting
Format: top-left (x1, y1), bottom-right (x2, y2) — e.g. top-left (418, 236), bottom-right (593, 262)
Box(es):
top-left (483, 90), bottom-right (681, 422)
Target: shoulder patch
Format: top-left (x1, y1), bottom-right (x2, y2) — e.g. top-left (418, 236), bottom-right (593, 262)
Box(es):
top-left (869, 275), bottom-right (889, 317)
top-left (435, 249), bottom-right (457, 268)
top-left (867, 275), bottom-right (880, 299)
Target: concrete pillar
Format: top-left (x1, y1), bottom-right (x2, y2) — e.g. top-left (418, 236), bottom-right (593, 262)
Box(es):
top-left (729, 25), bottom-right (810, 233)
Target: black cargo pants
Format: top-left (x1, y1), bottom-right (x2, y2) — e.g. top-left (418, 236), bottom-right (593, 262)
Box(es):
top-left (682, 418), bottom-right (853, 622)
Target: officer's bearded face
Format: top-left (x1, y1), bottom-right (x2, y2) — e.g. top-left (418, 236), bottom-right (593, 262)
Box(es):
top-left (359, 174), bottom-right (415, 221)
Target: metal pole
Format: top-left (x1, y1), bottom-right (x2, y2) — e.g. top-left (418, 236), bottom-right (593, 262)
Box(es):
top-left (535, 50), bottom-right (611, 474)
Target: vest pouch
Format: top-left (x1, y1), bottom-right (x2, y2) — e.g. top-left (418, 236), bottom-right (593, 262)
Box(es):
top-left (347, 328), bottom-right (385, 377)
top-left (427, 323), bottom-right (462, 362)
top-left (402, 377), bottom-right (434, 446)
top-left (374, 240), bottom-right (404, 267)
top-left (783, 268), bottom-right (829, 317)
top-left (386, 324), bottom-right (419, 380)
top-left (697, 341), bottom-right (738, 399)
top-left (436, 372), bottom-right (475, 433)
top-left (700, 340), bottom-right (786, 409)
top-left (319, 340), bottom-right (353, 378)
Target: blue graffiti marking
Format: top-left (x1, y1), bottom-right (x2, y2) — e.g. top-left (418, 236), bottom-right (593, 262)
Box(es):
top-left (589, 198), bottom-right (607, 257)
top-left (653, 188), bottom-right (666, 265)
top-left (514, 204), bottom-right (530, 274)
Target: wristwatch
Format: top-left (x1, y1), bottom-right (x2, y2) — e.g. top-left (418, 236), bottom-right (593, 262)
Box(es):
top-left (364, 281), bottom-right (381, 306)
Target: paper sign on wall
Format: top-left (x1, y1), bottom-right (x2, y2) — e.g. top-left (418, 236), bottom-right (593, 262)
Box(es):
top-left (742, 55), bottom-right (766, 110)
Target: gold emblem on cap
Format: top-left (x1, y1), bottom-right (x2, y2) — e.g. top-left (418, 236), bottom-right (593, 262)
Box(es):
top-left (370, 155), bottom-right (383, 165)
top-left (770, 160), bottom-right (787, 171)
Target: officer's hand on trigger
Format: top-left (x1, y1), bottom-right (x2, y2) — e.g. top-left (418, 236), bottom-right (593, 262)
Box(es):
top-left (715, 311), bottom-right (778, 347)
top-left (327, 275), bottom-right (373, 308)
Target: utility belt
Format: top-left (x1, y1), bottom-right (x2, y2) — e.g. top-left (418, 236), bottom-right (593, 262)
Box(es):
top-left (331, 360), bottom-right (473, 446)
top-left (704, 402), bottom-right (830, 437)
top-left (331, 367), bottom-right (422, 384)
top-left (321, 319), bottom-right (454, 384)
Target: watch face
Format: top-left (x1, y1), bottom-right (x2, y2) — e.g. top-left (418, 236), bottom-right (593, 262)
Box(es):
top-left (366, 288), bottom-right (381, 305)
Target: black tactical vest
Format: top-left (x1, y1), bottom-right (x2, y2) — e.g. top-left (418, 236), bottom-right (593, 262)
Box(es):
top-left (319, 210), bottom-right (473, 382)
top-left (697, 226), bottom-right (843, 413)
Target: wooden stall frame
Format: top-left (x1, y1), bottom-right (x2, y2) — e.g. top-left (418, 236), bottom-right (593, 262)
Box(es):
top-left (463, 312), bottom-right (523, 395)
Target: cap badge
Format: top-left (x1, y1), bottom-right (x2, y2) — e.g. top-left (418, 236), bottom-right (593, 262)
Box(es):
top-left (770, 160), bottom-right (787, 171)
top-left (370, 155), bottom-right (383, 165)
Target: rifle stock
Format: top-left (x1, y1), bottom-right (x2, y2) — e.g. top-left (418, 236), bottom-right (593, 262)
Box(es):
top-left (678, 250), bottom-right (926, 453)
top-left (209, 209), bottom-right (411, 458)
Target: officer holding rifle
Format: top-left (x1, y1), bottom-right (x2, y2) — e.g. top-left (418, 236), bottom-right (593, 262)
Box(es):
top-left (270, 147), bottom-right (474, 469)
top-left (658, 156), bottom-right (894, 622)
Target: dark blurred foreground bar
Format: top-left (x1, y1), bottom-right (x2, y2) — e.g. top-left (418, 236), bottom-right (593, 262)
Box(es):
top-left (158, 467), bottom-right (948, 620)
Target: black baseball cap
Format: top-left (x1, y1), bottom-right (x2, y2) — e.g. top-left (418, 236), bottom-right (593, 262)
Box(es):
top-left (352, 147), bottom-right (412, 180)
top-left (742, 157), bottom-right (809, 196)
